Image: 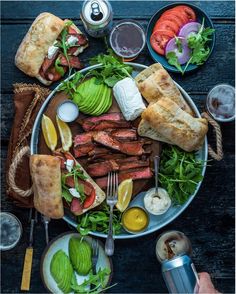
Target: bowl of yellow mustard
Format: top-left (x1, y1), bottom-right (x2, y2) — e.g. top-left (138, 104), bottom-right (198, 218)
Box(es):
top-left (121, 206), bottom-right (150, 234)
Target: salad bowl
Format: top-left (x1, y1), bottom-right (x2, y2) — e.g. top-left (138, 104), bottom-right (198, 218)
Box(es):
top-left (146, 2), bottom-right (215, 73)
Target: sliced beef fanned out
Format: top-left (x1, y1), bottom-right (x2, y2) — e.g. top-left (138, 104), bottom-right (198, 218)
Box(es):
top-left (74, 129), bottom-right (137, 146)
top-left (88, 147), bottom-right (112, 157)
top-left (87, 153), bottom-right (127, 163)
top-left (93, 131), bottom-right (145, 156)
top-left (73, 143), bottom-right (95, 158)
top-left (81, 113), bottom-right (123, 125)
top-left (95, 167), bottom-right (153, 189)
top-left (87, 157), bottom-right (149, 177)
top-left (80, 120), bottom-right (131, 132)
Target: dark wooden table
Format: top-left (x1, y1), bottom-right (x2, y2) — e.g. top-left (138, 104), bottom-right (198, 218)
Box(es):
top-left (1, 1), bottom-right (235, 293)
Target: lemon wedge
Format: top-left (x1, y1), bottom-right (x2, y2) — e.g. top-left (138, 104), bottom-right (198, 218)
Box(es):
top-left (41, 114), bottom-right (57, 151)
top-left (56, 116), bottom-right (72, 151)
top-left (116, 179), bottom-right (133, 212)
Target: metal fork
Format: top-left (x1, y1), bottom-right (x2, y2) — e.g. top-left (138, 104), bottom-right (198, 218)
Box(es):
top-left (91, 239), bottom-right (99, 275)
top-left (41, 215), bottom-right (50, 244)
top-left (105, 171), bottom-right (118, 256)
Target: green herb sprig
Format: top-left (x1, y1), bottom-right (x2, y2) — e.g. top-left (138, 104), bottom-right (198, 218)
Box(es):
top-left (77, 203), bottom-right (122, 236)
top-left (159, 145), bottom-right (205, 205)
top-left (71, 267), bottom-right (117, 294)
top-left (61, 164), bottom-right (87, 204)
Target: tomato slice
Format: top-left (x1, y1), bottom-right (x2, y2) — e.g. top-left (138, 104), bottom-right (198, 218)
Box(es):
top-left (173, 5), bottom-right (196, 22)
top-left (68, 27), bottom-right (77, 34)
top-left (158, 14), bottom-right (183, 29)
top-left (161, 10), bottom-right (188, 26)
top-left (150, 30), bottom-right (173, 55)
top-left (83, 188), bottom-right (96, 209)
top-left (153, 19), bottom-right (179, 34)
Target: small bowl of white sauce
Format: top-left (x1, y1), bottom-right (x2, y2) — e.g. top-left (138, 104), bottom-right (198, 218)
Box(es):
top-left (144, 187), bottom-right (171, 215)
top-left (57, 100), bottom-right (79, 123)
top-left (206, 84), bottom-right (235, 122)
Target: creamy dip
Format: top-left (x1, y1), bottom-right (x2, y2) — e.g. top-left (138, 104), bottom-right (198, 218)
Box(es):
top-left (144, 188), bottom-right (171, 215)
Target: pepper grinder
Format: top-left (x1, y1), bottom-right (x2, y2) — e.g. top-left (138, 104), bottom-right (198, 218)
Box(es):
top-left (156, 230), bottom-right (199, 294)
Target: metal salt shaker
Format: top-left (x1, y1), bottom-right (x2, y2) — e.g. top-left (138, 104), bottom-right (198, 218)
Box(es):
top-left (156, 230), bottom-right (199, 294)
top-left (80, 0), bottom-right (113, 38)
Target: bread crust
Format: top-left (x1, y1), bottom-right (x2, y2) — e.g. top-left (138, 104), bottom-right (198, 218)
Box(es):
top-left (15, 12), bottom-right (65, 77)
top-left (30, 155), bottom-right (64, 219)
top-left (135, 63), bottom-right (194, 116)
top-left (141, 98), bottom-right (208, 152)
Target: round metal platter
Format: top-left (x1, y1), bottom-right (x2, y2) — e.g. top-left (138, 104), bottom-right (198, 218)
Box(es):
top-left (31, 62), bottom-right (208, 239)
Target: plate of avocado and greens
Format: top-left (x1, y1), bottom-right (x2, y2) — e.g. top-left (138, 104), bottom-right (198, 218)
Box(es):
top-left (40, 232), bottom-right (113, 294)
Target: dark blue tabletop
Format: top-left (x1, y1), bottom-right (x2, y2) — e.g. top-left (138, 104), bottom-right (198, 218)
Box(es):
top-left (1, 1), bottom-right (235, 293)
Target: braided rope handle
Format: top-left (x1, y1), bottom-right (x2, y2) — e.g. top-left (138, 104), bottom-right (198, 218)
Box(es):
top-left (8, 146), bottom-right (33, 197)
top-left (201, 112), bottom-right (223, 161)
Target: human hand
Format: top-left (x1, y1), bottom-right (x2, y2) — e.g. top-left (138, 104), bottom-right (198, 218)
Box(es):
top-left (198, 272), bottom-right (220, 294)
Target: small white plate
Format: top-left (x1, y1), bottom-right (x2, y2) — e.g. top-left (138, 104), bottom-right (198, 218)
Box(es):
top-left (40, 232), bottom-right (113, 293)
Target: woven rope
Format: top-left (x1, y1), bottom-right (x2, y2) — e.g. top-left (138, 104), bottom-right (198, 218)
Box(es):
top-left (202, 112), bottom-right (223, 161)
top-left (8, 146), bottom-right (33, 197)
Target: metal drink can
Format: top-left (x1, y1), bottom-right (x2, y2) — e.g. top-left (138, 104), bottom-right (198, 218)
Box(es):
top-left (80, 0), bottom-right (113, 38)
top-left (161, 255), bottom-right (199, 294)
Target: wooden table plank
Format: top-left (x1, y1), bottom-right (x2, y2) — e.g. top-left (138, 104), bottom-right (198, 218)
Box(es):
top-left (1, 1), bottom-right (235, 293)
top-left (2, 1), bottom-right (235, 19)
top-left (1, 23), bottom-right (235, 93)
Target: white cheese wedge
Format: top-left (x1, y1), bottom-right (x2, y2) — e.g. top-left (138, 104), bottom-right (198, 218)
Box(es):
top-left (66, 35), bottom-right (78, 46)
top-left (113, 77), bottom-right (146, 121)
top-left (47, 45), bottom-right (59, 59)
top-left (69, 188), bottom-right (81, 198)
top-left (65, 159), bottom-right (74, 172)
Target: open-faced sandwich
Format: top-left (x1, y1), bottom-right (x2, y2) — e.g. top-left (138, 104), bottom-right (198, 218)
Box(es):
top-left (15, 12), bottom-right (88, 85)
top-left (30, 152), bottom-right (105, 219)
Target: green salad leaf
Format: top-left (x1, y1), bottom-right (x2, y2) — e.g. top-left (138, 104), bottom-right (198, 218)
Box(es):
top-left (77, 203), bottom-right (122, 236)
top-left (166, 52), bottom-right (184, 74)
top-left (55, 57), bottom-right (65, 76)
top-left (159, 145), bottom-right (205, 205)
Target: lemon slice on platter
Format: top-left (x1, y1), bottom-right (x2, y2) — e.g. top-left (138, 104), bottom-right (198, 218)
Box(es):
top-left (56, 116), bottom-right (72, 151)
top-left (116, 179), bottom-right (133, 212)
top-left (41, 114), bottom-right (57, 151)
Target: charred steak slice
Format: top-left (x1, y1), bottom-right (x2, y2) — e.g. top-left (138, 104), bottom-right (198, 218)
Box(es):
top-left (87, 157), bottom-right (149, 177)
top-left (93, 132), bottom-right (145, 156)
top-left (74, 129), bottom-right (137, 146)
top-left (95, 167), bottom-right (153, 189)
top-left (80, 120), bottom-right (132, 132)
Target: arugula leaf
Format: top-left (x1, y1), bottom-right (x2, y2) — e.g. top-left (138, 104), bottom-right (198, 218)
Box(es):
top-left (159, 145), bottom-right (205, 205)
top-left (166, 52), bottom-right (184, 74)
top-left (62, 188), bottom-right (73, 202)
top-left (77, 203), bottom-right (122, 235)
top-left (55, 58), bottom-right (65, 76)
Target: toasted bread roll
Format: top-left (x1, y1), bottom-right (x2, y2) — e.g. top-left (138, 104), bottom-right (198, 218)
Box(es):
top-left (135, 63), bottom-right (194, 116)
top-left (30, 155), bottom-right (64, 219)
top-left (141, 98), bottom-right (208, 151)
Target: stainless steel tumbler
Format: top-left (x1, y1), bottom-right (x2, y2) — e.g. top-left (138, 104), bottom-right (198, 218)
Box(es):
top-left (156, 230), bottom-right (199, 294)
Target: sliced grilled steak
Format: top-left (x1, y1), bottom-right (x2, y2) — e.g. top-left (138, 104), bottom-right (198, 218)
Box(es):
top-left (80, 120), bottom-right (131, 132)
top-left (87, 153), bottom-right (127, 163)
top-left (93, 132), bottom-right (145, 155)
top-left (74, 129), bottom-right (137, 146)
top-left (59, 54), bottom-right (83, 69)
top-left (87, 157), bottom-right (149, 177)
top-left (95, 167), bottom-right (153, 189)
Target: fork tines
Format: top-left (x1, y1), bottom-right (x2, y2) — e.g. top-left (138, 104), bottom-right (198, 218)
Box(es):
top-left (106, 171), bottom-right (118, 203)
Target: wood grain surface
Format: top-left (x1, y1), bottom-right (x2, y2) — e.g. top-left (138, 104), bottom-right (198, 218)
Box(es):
top-left (1, 1), bottom-right (235, 293)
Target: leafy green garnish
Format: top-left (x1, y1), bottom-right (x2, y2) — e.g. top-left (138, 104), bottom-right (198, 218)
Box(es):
top-left (175, 36), bottom-right (183, 53)
top-left (61, 164), bottom-right (87, 203)
top-left (71, 267), bottom-right (116, 294)
top-left (77, 203), bottom-right (122, 235)
top-left (166, 52), bottom-right (183, 74)
top-left (55, 57), bottom-right (65, 76)
top-left (89, 49), bottom-right (133, 87)
top-left (159, 145), bottom-right (205, 205)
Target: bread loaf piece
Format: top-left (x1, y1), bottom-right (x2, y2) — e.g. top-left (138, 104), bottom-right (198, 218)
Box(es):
top-left (140, 98), bottom-right (208, 152)
top-left (135, 63), bottom-right (194, 116)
